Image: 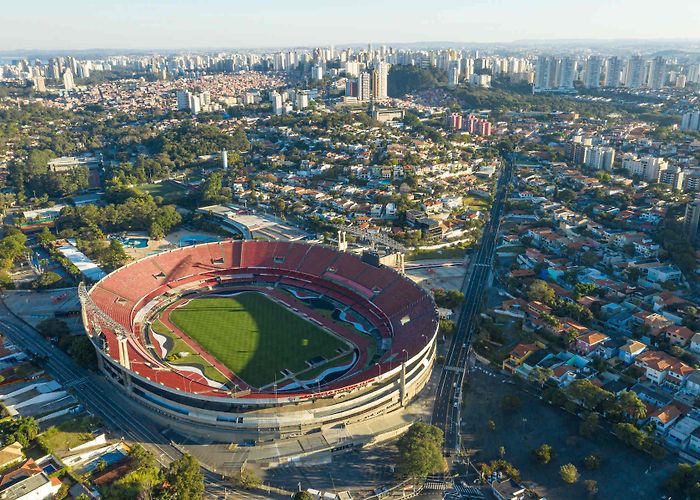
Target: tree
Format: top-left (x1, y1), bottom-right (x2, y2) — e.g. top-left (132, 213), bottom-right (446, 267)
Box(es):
top-left (36, 318), bottom-right (70, 339)
top-left (560, 463), bottom-right (578, 484)
top-left (528, 366), bottom-right (553, 387)
top-left (234, 467), bottom-right (262, 490)
top-left (614, 422), bottom-right (646, 450)
top-left (583, 479), bottom-right (598, 497)
top-left (501, 394), bottom-right (522, 412)
top-left (396, 422), bottom-right (445, 480)
top-left (498, 446), bottom-right (506, 459)
top-left (69, 336), bottom-right (98, 369)
top-left (100, 239), bottom-right (128, 270)
top-left (533, 443), bottom-right (553, 464)
top-left (574, 282), bottom-right (597, 298)
top-left (665, 462), bottom-right (700, 498)
top-left (565, 380), bottom-right (613, 410)
top-left (526, 280), bottom-right (555, 304)
top-left (618, 391), bottom-right (647, 420)
top-left (0, 271), bottom-right (14, 290)
top-left (32, 271), bottom-right (63, 290)
top-left (583, 454), bottom-right (601, 470)
top-left (487, 420), bottom-right (496, 431)
top-left (579, 412), bottom-right (600, 438)
top-left (165, 454), bottom-right (204, 499)
top-left (293, 493), bottom-right (315, 500)
top-left (0, 417), bottom-right (39, 447)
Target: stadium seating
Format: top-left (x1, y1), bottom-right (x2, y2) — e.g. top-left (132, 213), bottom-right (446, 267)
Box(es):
top-left (88, 240), bottom-right (438, 398)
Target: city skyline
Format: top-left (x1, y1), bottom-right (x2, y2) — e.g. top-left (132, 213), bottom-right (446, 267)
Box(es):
top-left (4, 0), bottom-right (700, 51)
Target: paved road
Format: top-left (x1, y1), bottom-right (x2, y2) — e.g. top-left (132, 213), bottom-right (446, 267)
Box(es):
top-left (0, 300), bottom-right (270, 499)
top-left (431, 158), bottom-right (514, 451)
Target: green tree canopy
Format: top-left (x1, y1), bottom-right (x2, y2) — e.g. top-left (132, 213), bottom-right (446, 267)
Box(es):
top-left (396, 422), bottom-right (445, 480)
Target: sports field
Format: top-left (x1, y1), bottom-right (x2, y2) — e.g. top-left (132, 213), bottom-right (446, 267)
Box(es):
top-left (168, 292), bottom-right (349, 387)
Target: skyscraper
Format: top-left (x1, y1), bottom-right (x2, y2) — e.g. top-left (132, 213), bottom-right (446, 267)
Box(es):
top-left (358, 71), bottom-right (371, 101)
top-left (447, 60), bottom-right (460, 87)
top-left (604, 57), bottom-right (623, 87)
top-left (648, 56), bottom-right (667, 89)
top-left (684, 197), bottom-right (700, 242)
top-left (558, 57), bottom-right (575, 89)
top-left (584, 56), bottom-right (603, 88)
top-left (62, 68), bottom-right (75, 91)
top-left (371, 62), bottom-right (389, 99)
top-left (625, 55), bottom-right (646, 89)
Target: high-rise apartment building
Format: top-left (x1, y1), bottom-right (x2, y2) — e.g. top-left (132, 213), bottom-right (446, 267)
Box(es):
top-left (358, 71), bottom-right (371, 101)
top-left (622, 153), bottom-right (668, 182)
top-left (648, 56), bottom-right (667, 89)
top-left (584, 56), bottom-right (603, 88)
top-left (586, 146), bottom-right (616, 171)
top-left (447, 60), bottom-right (460, 87)
top-left (558, 57), bottom-right (576, 89)
top-left (681, 110), bottom-right (700, 131)
top-left (62, 68), bottom-right (75, 91)
top-left (371, 62), bottom-right (389, 99)
top-left (625, 55), bottom-right (646, 89)
top-left (684, 197), bottom-right (700, 242)
top-left (604, 57), bottom-right (623, 87)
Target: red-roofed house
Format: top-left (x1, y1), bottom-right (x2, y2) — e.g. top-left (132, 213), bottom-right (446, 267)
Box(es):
top-left (574, 332), bottom-right (610, 355)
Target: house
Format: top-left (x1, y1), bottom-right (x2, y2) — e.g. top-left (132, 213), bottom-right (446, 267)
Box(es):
top-left (685, 371), bottom-right (700, 397)
top-left (502, 343), bottom-right (540, 374)
top-left (491, 478), bottom-right (527, 500)
top-left (574, 332), bottom-right (610, 355)
top-left (618, 340), bottom-right (647, 364)
top-left (634, 351), bottom-right (691, 386)
top-left (0, 459), bottom-right (62, 500)
top-left (690, 333), bottom-right (700, 354)
top-left (650, 404), bottom-right (684, 434)
top-left (666, 325), bottom-right (696, 347)
top-left (631, 383), bottom-right (673, 408)
top-left (666, 414), bottom-right (700, 449)
top-left (0, 442), bottom-right (23, 470)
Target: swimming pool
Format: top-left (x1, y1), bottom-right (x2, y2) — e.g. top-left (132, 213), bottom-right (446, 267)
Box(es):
top-left (119, 237), bottom-right (149, 248)
top-left (178, 235), bottom-right (219, 247)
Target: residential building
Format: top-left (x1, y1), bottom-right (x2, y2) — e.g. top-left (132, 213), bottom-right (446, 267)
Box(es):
top-left (357, 71), bottom-right (371, 101)
top-left (622, 153), bottom-right (668, 182)
top-left (626, 55), bottom-right (646, 89)
top-left (648, 56), bottom-right (667, 89)
top-left (681, 110), bottom-right (700, 132)
top-left (605, 56), bottom-right (623, 87)
top-left (584, 56), bottom-right (603, 88)
top-left (684, 197), bottom-right (700, 242)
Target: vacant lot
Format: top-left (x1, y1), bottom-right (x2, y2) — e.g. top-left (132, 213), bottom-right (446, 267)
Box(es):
top-left (461, 368), bottom-right (677, 499)
top-left (168, 292), bottom-right (349, 387)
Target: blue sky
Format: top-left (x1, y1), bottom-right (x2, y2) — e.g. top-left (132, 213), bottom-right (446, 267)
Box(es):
top-left (4, 0), bottom-right (699, 50)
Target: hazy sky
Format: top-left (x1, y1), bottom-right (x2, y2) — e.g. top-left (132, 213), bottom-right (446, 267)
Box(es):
top-left (4, 0), bottom-right (699, 51)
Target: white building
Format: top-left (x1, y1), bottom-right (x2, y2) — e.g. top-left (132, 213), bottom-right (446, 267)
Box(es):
top-left (622, 153), bottom-right (668, 182)
top-left (584, 56), bottom-right (603, 88)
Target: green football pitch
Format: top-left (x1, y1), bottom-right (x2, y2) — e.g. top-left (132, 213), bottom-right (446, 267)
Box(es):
top-left (168, 292), bottom-right (350, 387)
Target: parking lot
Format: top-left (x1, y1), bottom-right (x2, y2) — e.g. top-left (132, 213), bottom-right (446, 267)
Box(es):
top-left (460, 367), bottom-right (678, 499)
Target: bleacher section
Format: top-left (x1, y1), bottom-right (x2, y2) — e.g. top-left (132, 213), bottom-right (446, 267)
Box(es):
top-left (87, 240), bottom-right (437, 399)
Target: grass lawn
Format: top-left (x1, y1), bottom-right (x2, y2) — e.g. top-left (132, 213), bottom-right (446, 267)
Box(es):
top-left (138, 181), bottom-right (187, 201)
top-left (151, 320), bottom-right (230, 386)
top-left (407, 245), bottom-right (471, 261)
top-left (168, 292), bottom-right (349, 387)
top-left (40, 415), bottom-right (101, 454)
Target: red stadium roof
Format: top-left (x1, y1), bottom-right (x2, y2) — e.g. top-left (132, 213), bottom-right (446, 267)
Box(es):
top-left (86, 240), bottom-right (437, 399)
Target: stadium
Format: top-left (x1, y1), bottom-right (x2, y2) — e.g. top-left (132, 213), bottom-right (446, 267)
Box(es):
top-left (79, 240), bottom-right (438, 438)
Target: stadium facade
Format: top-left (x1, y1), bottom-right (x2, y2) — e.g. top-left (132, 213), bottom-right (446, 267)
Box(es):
top-left (80, 240), bottom-right (438, 438)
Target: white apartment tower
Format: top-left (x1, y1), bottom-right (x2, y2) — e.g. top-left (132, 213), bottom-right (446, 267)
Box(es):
top-left (584, 56), bottom-right (603, 88)
top-left (604, 57), bottom-right (623, 87)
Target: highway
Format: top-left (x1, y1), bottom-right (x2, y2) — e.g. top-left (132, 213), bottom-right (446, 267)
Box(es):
top-left (431, 157), bottom-right (514, 452)
top-left (0, 300), bottom-right (270, 499)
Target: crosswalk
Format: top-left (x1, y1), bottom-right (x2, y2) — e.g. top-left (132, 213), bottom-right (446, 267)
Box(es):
top-left (453, 483), bottom-right (485, 498)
